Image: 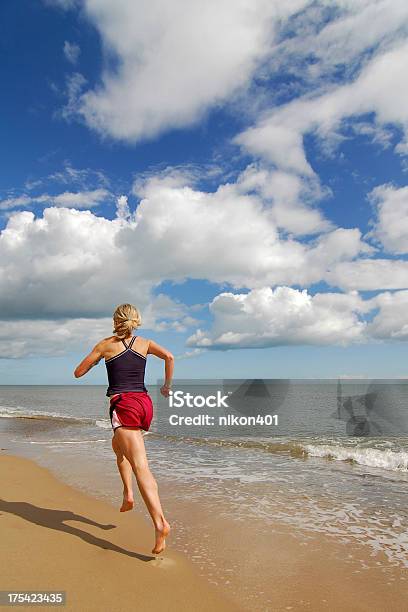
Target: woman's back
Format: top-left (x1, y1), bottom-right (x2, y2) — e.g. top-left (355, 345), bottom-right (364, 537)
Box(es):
top-left (104, 335), bottom-right (148, 397)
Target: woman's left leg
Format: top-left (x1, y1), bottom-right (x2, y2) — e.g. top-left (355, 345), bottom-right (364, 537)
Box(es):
top-left (112, 433), bottom-right (134, 512)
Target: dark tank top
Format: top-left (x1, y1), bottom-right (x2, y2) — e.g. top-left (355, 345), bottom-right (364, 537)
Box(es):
top-left (105, 336), bottom-right (147, 397)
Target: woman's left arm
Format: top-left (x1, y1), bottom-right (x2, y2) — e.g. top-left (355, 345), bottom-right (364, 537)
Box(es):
top-left (74, 342), bottom-right (104, 378)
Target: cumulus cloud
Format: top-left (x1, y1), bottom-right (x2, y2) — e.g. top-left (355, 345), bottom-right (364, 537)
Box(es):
top-left (186, 286), bottom-right (408, 349)
top-left (67, 0), bottom-right (308, 142)
top-left (0, 207), bottom-right (142, 319)
top-left (3, 160), bottom-right (406, 358)
top-left (126, 171), bottom-right (370, 288)
top-left (186, 286), bottom-right (369, 349)
top-left (0, 172), bottom-right (371, 322)
top-left (63, 41), bottom-right (80, 64)
top-left (368, 184), bottom-right (408, 254)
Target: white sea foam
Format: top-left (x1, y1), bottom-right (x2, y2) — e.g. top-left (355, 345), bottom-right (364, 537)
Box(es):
top-left (95, 419), bottom-right (111, 429)
top-left (305, 443), bottom-right (408, 472)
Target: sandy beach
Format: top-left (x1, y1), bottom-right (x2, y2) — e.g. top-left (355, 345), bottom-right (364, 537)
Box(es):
top-left (1, 450), bottom-right (407, 611)
top-left (0, 454), bottom-right (237, 612)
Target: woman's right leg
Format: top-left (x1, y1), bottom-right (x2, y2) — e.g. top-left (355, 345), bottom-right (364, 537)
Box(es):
top-left (114, 426), bottom-right (170, 554)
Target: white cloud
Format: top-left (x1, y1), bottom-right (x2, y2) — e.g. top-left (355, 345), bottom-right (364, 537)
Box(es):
top-left (0, 207), bottom-right (138, 320)
top-left (351, 121), bottom-right (393, 149)
top-left (115, 195), bottom-right (131, 221)
top-left (60, 72), bottom-right (87, 121)
top-left (29, 161), bottom-right (111, 191)
top-left (42, 189), bottom-right (110, 208)
top-left (0, 317), bottom-right (110, 359)
top-left (368, 290), bottom-right (408, 340)
top-left (368, 184), bottom-right (408, 254)
top-left (0, 189), bottom-right (110, 211)
top-left (126, 171), bottom-right (370, 288)
top-left (69, 0), bottom-right (308, 142)
top-left (0, 196), bottom-right (32, 211)
top-left (270, 0), bottom-right (408, 82)
top-left (234, 39), bottom-right (408, 174)
top-left (187, 285), bottom-right (408, 349)
top-left (55, 1), bottom-right (408, 147)
top-left (187, 286), bottom-right (369, 349)
top-left (142, 293), bottom-right (201, 333)
top-left (236, 164), bottom-right (332, 235)
top-left (326, 259), bottom-right (408, 290)
top-left (0, 171), bottom-right (371, 324)
top-left (63, 41), bottom-right (80, 64)
top-left (0, 294), bottom-right (197, 358)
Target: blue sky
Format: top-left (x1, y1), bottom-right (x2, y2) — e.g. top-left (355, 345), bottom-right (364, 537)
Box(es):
top-left (1, 0), bottom-right (408, 384)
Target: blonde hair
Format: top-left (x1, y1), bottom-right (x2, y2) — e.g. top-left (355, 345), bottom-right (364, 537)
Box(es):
top-left (112, 303), bottom-right (141, 340)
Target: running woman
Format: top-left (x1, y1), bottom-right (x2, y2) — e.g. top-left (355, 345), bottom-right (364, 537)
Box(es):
top-left (74, 303), bottom-right (174, 555)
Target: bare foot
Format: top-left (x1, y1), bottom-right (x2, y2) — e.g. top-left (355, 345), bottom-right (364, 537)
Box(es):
top-left (152, 519), bottom-right (171, 554)
top-left (120, 493), bottom-right (134, 512)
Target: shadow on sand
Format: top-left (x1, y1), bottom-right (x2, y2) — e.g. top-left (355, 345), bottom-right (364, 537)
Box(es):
top-left (0, 498), bottom-right (155, 562)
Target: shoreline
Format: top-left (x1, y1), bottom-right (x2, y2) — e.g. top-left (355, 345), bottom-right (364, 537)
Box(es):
top-left (2, 450), bottom-right (408, 611)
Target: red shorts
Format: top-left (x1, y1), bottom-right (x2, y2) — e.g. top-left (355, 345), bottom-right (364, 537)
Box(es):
top-left (109, 392), bottom-right (153, 432)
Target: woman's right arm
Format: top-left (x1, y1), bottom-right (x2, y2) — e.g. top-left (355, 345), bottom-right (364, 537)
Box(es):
top-left (147, 340), bottom-right (174, 397)
top-left (73, 341), bottom-right (104, 378)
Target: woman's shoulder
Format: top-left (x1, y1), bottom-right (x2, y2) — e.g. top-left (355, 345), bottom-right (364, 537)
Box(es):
top-left (96, 336), bottom-right (117, 352)
top-left (99, 335), bottom-right (116, 344)
top-left (135, 335), bottom-right (150, 350)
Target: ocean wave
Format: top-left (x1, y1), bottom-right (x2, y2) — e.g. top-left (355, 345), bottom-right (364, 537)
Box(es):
top-left (146, 432), bottom-right (306, 457)
top-left (305, 443), bottom-right (408, 472)
top-left (146, 433), bottom-right (408, 473)
top-left (27, 439), bottom-right (108, 444)
top-left (0, 405), bottom-right (95, 425)
top-left (0, 404), bottom-right (114, 430)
